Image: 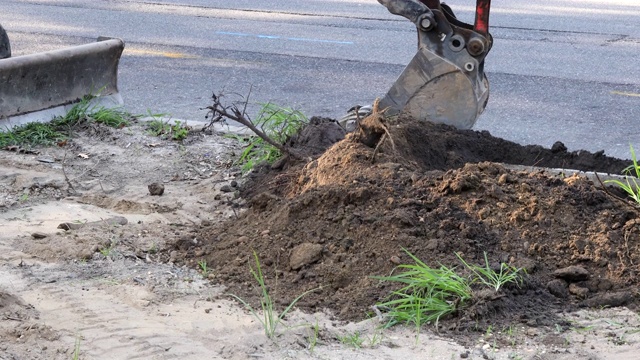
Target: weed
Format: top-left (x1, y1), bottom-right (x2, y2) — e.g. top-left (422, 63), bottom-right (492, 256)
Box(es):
top-left (373, 249), bottom-right (473, 330)
top-left (508, 353), bottom-right (523, 360)
top-left (52, 95), bottom-right (131, 129)
top-left (0, 121), bottom-right (67, 147)
top-left (485, 325), bottom-right (494, 338)
top-left (457, 252), bottom-right (524, 292)
top-left (503, 324), bottom-right (513, 337)
top-left (235, 102), bottom-right (307, 173)
top-left (367, 328), bottom-right (384, 347)
top-left (19, 193), bottom-right (29, 202)
top-left (554, 323), bottom-right (564, 333)
top-left (198, 259), bottom-right (209, 277)
top-left (146, 119), bottom-right (189, 141)
top-left (306, 319), bottom-right (320, 353)
top-left (375, 249), bottom-right (525, 332)
top-left (91, 107), bottom-right (131, 128)
top-left (229, 251), bottom-right (319, 340)
top-left (338, 331), bottom-right (365, 349)
top-left (72, 335), bottom-right (81, 360)
top-left (99, 242), bottom-right (116, 258)
top-left (0, 95), bottom-right (133, 148)
top-left (605, 144), bottom-right (640, 205)
top-left (504, 324), bottom-right (517, 346)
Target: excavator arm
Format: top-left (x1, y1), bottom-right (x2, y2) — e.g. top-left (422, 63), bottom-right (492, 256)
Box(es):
top-left (342, 0), bottom-right (492, 130)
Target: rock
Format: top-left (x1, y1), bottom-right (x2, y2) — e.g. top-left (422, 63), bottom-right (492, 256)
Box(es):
top-left (36, 156), bottom-right (55, 163)
top-left (290, 243), bottom-right (323, 270)
top-left (220, 184), bottom-right (233, 193)
top-left (389, 255), bottom-right (401, 265)
top-left (31, 232), bottom-right (47, 239)
top-left (547, 279), bottom-right (569, 298)
top-left (553, 265), bottom-right (590, 282)
top-left (551, 141), bottom-right (567, 153)
top-left (169, 250), bottom-right (178, 262)
top-left (148, 183), bottom-right (165, 196)
top-left (568, 283), bottom-right (589, 298)
top-left (526, 328), bottom-right (540, 337)
top-left (581, 292), bottom-right (632, 308)
top-left (58, 216), bottom-right (127, 231)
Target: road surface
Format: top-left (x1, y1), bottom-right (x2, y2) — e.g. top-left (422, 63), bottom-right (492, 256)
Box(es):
top-left (1, 0), bottom-right (639, 159)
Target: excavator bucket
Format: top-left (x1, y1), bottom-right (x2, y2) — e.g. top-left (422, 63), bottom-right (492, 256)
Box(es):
top-left (341, 0), bottom-right (492, 130)
top-left (0, 25), bottom-right (125, 129)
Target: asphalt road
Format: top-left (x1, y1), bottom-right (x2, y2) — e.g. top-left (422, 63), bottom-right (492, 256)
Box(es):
top-left (1, 0), bottom-right (639, 159)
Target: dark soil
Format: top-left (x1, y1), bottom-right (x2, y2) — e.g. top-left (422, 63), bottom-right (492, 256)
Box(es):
top-left (177, 115), bottom-right (640, 344)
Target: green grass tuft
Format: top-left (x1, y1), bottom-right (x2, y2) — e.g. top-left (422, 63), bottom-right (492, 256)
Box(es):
top-left (375, 249), bottom-right (524, 332)
top-left (235, 102), bottom-right (307, 173)
top-left (0, 95), bottom-right (133, 148)
top-left (605, 144), bottom-right (640, 206)
top-left (374, 249), bottom-right (473, 331)
top-left (229, 251), bottom-right (320, 340)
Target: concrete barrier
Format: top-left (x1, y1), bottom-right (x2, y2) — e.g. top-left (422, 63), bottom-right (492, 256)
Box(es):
top-left (0, 37), bottom-right (124, 129)
top-left (0, 23), bottom-right (9, 59)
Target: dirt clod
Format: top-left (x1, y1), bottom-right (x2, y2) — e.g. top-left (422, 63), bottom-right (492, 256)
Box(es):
top-left (31, 232), bottom-right (47, 239)
top-left (581, 292), bottom-right (633, 308)
top-left (148, 182), bottom-right (165, 196)
top-left (554, 266), bottom-right (591, 282)
top-left (548, 279), bottom-right (570, 298)
top-left (289, 243), bottom-right (324, 270)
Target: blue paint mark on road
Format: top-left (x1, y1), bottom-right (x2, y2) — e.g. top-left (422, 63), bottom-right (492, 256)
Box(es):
top-left (216, 31), bottom-right (353, 45)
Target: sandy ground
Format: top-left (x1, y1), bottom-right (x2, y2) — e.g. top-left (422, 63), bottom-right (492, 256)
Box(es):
top-left (0, 120), bottom-right (638, 359)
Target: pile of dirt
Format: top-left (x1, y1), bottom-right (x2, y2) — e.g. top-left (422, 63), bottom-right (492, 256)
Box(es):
top-left (182, 115), bottom-right (639, 342)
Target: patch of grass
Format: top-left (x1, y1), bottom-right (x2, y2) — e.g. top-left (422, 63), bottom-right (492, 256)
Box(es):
top-left (605, 144), bottom-right (640, 206)
top-left (0, 95), bottom-right (133, 148)
top-left (99, 242), bottom-right (116, 259)
top-left (338, 331), bottom-right (365, 349)
top-left (373, 249), bottom-right (473, 331)
top-left (457, 252), bottom-right (525, 292)
top-left (146, 119), bottom-right (189, 141)
top-left (375, 249), bottom-right (524, 331)
top-left (235, 102), bottom-right (307, 173)
top-left (485, 324), bottom-right (494, 338)
top-left (0, 121), bottom-right (67, 147)
top-left (91, 107), bottom-right (131, 128)
top-left (229, 251), bottom-right (319, 340)
top-left (198, 259), bottom-right (209, 277)
top-left (367, 328), bottom-right (383, 347)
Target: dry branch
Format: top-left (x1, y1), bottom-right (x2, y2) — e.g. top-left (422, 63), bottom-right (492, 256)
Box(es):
top-left (204, 91), bottom-right (303, 160)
